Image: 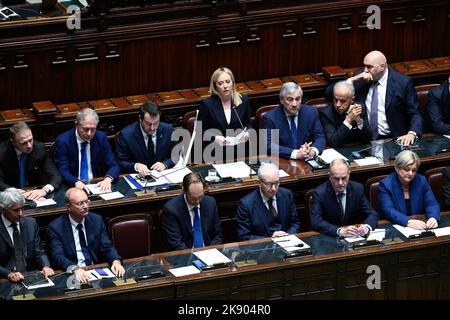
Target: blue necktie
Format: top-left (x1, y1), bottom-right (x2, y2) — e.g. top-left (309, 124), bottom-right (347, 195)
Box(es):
top-left (370, 81), bottom-right (379, 140)
top-left (289, 115), bottom-right (298, 149)
top-left (337, 193), bottom-right (345, 217)
top-left (192, 207), bottom-right (204, 248)
top-left (76, 224), bottom-right (93, 266)
top-left (19, 153), bottom-right (27, 188)
top-left (80, 141), bottom-right (89, 181)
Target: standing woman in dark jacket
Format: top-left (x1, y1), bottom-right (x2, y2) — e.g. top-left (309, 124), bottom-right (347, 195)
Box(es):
top-left (197, 67), bottom-right (251, 163)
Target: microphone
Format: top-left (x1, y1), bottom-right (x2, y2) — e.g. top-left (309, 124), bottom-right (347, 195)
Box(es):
top-left (232, 105), bottom-right (245, 130)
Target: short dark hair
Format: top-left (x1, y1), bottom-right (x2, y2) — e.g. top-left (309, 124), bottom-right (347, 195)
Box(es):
top-left (182, 172), bottom-right (206, 192)
top-left (139, 101), bottom-right (161, 119)
top-left (9, 121), bottom-right (30, 140)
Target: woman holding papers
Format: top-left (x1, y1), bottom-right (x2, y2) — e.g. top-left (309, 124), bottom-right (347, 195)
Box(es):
top-left (379, 150), bottom-right (440, 229)
top-left (197, 67), bottom-right (251, 163)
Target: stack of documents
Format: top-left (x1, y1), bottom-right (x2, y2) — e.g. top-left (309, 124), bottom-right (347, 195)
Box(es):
top-left (212, 161), bottom-right (256, 179)
top-left (394, 225), bottom-right (450, 238)
top-left (353, 157), bottom-right (383, 166)
top-left (193, 248), bottom-right (232, 266)
top-left (124, 167), bottom-right (192, 189)
top-left (318, 148), bottom-right (348, 164)
top-left (273, 235), bottom-right (310, 252)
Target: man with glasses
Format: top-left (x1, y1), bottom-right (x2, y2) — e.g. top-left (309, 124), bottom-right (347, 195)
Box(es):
top-left (262, 82), bottom-right (326, 160)
top-left (0, 188), bottom-right (54, 282)
top-left (116, 101), bottom-right (176, 176)
top-left (237, 163), bottom-right (300, 241)
top-left (48, 187), bottom-right (124, 283)
top-left (54, 108), bottom-right (120, 193)
top-left (310, 158), bottom-right (378, 237)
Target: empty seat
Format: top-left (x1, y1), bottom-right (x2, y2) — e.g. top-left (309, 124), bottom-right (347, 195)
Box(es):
top-left (424, 167), bottom-right (445, 206)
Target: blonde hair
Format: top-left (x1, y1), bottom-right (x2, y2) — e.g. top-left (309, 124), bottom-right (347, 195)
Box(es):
top-left (394, 150), bottom-right (421, 170)
top-left (208, 67), bottom-right (242, 106)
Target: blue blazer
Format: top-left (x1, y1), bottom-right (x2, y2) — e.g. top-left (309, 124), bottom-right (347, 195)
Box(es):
top-left (379, 172), bottom-right (440, 226)
top-left (262, 104), bottom-right (326, 159)
top-left (319, 102), bottom-right (372, 147)
top-left (0, 216), bottom-right (50, 277)
top-left (311, 180), bottom-right (378, 237)
top-left (237, 187), bottom-right (300, 241)
top-left (116, 121), bottom-right (176, 173)
top-left (426, 81), bottom-right (450, 135)
top-left (48, 212), bottom-right (121, 271)
top-left (162, 194), bottom-right (222, 251)
top-left (54, 128), bottom-right (120, 186)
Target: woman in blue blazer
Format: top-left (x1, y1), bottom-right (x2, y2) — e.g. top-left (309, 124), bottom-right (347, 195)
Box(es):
top-left (379, 150), bottom-right (440, 229)
top-left (197, 67), bottom-right (251, 163)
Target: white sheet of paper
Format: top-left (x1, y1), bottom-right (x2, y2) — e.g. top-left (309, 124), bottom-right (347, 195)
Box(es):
top-left (354, 157), bottom-right (384, 166)
top-left (393, 225), bottom-right (424, 238)
top-left (169, 266), bottom-right (201, 277)
top-left (429, 226), bottom-right (450, 237)
top-left (163, 167), bottom-right (192, 184)
top-left (273, 235), bottom-right (311, 252)
top-left (86, 184), bottom-right (110, 195)
top-left (126, 173), bottom-right (171, 188)
top-left (367, 229), bottom-right (386, 242)
top-left (213, 161), bottom-right (256, 178)
top-left (343, 236), bottom-right (366, 243)
top-left (193, 248), bottom-right (231, 265)
top-left (225, 128), bottom-right (247, 146)
top-left (22, 278), bottom-right (55, 290)
top-left (319, 148), bottom-right (348, 164)
top-left (34, 198), bottom-right (57, 207)
top-left (443, 135), bottom-right (450, 140)
top-left (279, 169), bottom-right (289, 178)
top-left (99, 191), bottom-right (124, 201)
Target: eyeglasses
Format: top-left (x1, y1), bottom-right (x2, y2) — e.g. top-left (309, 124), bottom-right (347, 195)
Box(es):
top-left (260, 180), bottom-right (280, 189)
top-left (70, 200), bottom-right (90, 207)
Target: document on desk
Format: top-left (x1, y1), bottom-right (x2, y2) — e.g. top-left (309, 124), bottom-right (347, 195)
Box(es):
top-left (193, 248), bottom-right (232, 266)
top-left (90, 268), bottom-right (116, 279)
top-left (21, 272), bottom-right (55, 290)
top-left (393, 225), bottom-right (426, 238)
top-left (354, 157), bottom-right (383, 166)
top-left (213, 161), bottom-right (256, 178)
top-left (318, 148), bottom-right (348, 164)
top-left (169, 266), bottom-right (201, 277)
top-left (429, 226), bottom-right (450, 237)
top-left (367, 229), bottom-right (386, 242)
top-left (34, 198), bottom-right (57, 207)
top-left (86, 184), bottom-right (112, 195)
top-left (279, 169), bottom-right (289, 178)
top-left (273, 235), bottom-right (310, 252)
top-left (100, 191), bottom-right (124, 201)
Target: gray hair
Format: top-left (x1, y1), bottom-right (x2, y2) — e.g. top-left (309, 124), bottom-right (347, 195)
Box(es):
top-left (258, 162), bottom-right (279, 179)
top-left (0, 188), bottom-right (25, 210)
top-left (279, 82), bottom-right (303, 100)
top-left (76, 108), bottom-right (99, 124)
top-left (394, 150), bottom-right (421, 170)
top-left (333, 81), bottom-right (355, 98)
top-left (9, 121), bottom-right (30, 140)
top-left (329, 158), bottom-right (350, 174)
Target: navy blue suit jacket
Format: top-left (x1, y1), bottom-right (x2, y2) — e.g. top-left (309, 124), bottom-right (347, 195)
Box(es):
top-left (379, 172), bottom-right (440, 226)
top-left (311, 180), bottom-right (378, 237)
top-left (426, 81), bottom-right (450, 135)
top-left (47, 212), bottom-right (121, 271)
top-left (262, 104), bottom-right (326, 158)
top-left (237, 187), bottom-right (300, 241)
top-left (163, 194), bottom-right (222, 251)
top-left (54, 128), bottom-right (120, 186)
top-left (0, 216), bottom-right (50, 277)
top-left (116, 121), bottom-right (176, 173)
top-left (319, 102), bottom-right (372, 147)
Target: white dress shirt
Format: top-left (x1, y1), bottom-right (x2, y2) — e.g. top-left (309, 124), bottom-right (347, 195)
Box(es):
top-left (76, 130), bottom-right (93, 180)
top-left (183, 195), bottom-right (204, 248)
top-left (1, 214), bottom-right (19, 244)
top-left (259, 190), bottom-right (278, 215)
top-left (284, 111), bottom-right (319, 159)
top-left (68, 214), bottom-right (88, 267)
top-left (365, 68), bottom-right (390, 136)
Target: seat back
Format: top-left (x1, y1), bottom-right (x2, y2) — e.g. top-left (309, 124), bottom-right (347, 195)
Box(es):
top-left (182, 110), bottom-right (198, 134)
top-left (255, 104), bottom-right (278, 130)
top-left (107, 213), bottom-right (152, 259)
top-left (425, 167), bottom-right (445, 206)
top-left (365, 175), bottom-right (388, 216)
top-left (415, 83), bottom-right (440, 133)
top-left (304, 189), bottom-right (315, 230)
top-left (305, 97), bottom-right (328, 113)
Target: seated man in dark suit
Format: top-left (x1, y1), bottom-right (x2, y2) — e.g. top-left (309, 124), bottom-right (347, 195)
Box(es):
top-left (163, 172), bottom-right (222, 251)
top-left (116, 101), bottom-right (176, 175)
top-left (0, 121), bottom-right (62, 201)
top-left (0, 188), bottom-right (54, 282)
top-left (326, 50), bottom-right (422, 146)
top-left (48, 187), bottom-right (124, 283)
top-left (311, 159), bottom-right (378, 237)
top-left (426, 75), bottom-right (450, 135)
top-left (442, 165), bottom-right (450, 210)
top-left (319, 81), bottom-right (372, 147)
top-left (54, 108), bottom-right (120, 193)
top-left (237, 162), bottom-right (300, 241)
top-left (262, 82), bottom-right (326, 160)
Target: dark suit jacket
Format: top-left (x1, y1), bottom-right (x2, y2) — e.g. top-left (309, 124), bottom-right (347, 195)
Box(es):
top-left (262, 104), bottom-right (326, 158)
top-left (426, 81), bottom-right (450, 135)
top-left (236, 187), bottom-right (300, 241)
top-left (47, 212), bottom-right (121, 271)
top-left (319, 102), bottom-right (372, 147)
top-left (326, 68), bottom-right (422, 137)
top-left (0, 216), bottom-right (50, 277)
top-left (311, 180), bottom-right (378, 237)
top-left (116, 121), bottom-right (176, 173)
top-left (379, 172), bottom-right (440, 226)
top-left (442, 166), bottom-right (450, 210)
top-left (162, 194), bottom-right (222, 251)
top-left (54, 128), bottom-right (120, 186)
top-left (0, 140), bottom-right (62, 191)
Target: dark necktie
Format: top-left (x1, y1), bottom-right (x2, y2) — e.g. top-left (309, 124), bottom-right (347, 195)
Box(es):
top-left (289, 115), bottom-right (298, 149)
top-left (370, 81), bottom-right (379, 140)
top-left (11, 223), bottom-right (26, 272)
top-left (76, 224), bottom-right (93, 266)
top-left (268, 198), bottom-right (278, 217)
top-left (19, 153), bottom-right (27, 188)
top-left (192, 207), bottom-right (204, 248)
top-left (147, 135), bottom-right (155, 162)
top-left (80, 142), bottom-right (89, 181)
top-left (337, 193), bottom-right (345, 217)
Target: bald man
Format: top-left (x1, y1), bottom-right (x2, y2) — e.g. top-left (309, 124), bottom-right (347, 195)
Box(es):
top-left (327, 50), bottom-right (422, 146)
